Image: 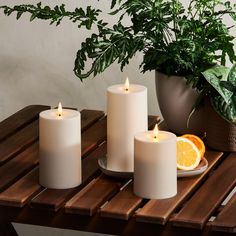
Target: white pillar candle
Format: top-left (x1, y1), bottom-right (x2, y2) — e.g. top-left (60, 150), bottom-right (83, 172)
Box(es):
top-left (107, 78), bottom-right (147, 172)
top-left (134, 125), bottom-right (177, 199)
top-left (39, 103), bottom-right (81, 189)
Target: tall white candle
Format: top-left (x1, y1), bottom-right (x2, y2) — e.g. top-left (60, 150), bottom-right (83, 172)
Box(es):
top-left (134, 125), bottom-right (177, 199)
top-left (107, 78), bottom-right (147, 172)
top-left (39, 103), bottom-right (81, 189)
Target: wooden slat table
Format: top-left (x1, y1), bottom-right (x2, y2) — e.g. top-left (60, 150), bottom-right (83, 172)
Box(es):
top-left (0, 105), bottom-right (235, 236)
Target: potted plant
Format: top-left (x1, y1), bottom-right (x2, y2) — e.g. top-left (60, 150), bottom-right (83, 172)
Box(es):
top-left (1, 1), bottom-right (236, 134)
top-left (202, 63), bottom-right (236, 151)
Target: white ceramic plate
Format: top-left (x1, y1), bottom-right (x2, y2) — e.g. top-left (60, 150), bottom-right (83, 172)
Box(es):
top-left (177, 157), bottom-right (208, 177)
top-left (98, 156), bottom-right (132, 179)
top-left (98, 156), bottom-right (208, 179)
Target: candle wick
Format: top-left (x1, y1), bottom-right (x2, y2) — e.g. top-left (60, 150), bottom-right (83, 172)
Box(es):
top-left (125, 88), bottom-right (129, 92)
top-left (58, 114), bottom-right (62, 117)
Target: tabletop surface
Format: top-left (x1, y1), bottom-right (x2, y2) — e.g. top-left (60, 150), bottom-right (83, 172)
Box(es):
top-left (0, 105), bottom-right (235, 236)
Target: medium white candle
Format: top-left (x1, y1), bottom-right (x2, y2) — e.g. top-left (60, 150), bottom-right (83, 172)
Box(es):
top-left (39, 103), bottom-right (81, 189)
top-left (134, 125), bottom-right (177, 199)
top-left (107, 78), bottom-right (147, 172)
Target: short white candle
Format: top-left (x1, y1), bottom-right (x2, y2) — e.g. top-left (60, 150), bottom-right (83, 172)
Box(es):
top-left (39, 103), bottom-right (81, 189)
top-left (107, 78), bottom-right (147, 172)
top-left (134, 125), bottom-right (177, 199)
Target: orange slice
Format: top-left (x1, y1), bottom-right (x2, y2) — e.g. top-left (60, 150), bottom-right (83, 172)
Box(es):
top-left (177, 137), bottom-right (201, 170)
top-left (182, 134), bottom-right (205, 159)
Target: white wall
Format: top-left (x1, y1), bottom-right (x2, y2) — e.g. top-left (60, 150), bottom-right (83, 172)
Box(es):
top-left (0, 0), bottom-right (159, 122)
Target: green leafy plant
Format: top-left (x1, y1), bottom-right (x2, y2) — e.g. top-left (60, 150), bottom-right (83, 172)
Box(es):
top-left (202, 64), bottom-right (236, 123)
top-left (1, 0), bottom-right (236, 91)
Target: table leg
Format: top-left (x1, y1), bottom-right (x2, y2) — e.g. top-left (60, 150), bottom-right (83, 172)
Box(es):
top-left (0, 221), bottom-right (18, 236)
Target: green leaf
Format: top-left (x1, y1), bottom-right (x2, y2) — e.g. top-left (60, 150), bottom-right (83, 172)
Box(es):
top-left (111, 0), bottom-right (116, 9)
top-left (30, 13), bottom-right (37, 21)
top-left (36, 2), bottom-right (41, 8)
top-left (228, 63), bottom-right (236, 87)
top-left (109, 9), bottom-right (120, 15)
top-left (211, 95), bottom-right (236, 123)
top-left (202, 66), bottom-right (233, 103)
top-left (60, 4), bottom-right (66, 14)
top-left (16, 11), bottom-right (23, 19)
top-left (220, 81), bottom-right (236, 94)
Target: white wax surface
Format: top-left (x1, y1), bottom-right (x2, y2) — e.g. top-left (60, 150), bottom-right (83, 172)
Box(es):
top-left (107, 84), bottom-right (146, 94)
top-left (135, 130), bottom-right (176, 143)
top-left (39, 109), bottom-right (81, 189)
top-left (107, 83), bottom-right (148, 172)
top-left (40, 109), bottom-right (79, 119)
top-left (134, 130), bottom-right (177, 199)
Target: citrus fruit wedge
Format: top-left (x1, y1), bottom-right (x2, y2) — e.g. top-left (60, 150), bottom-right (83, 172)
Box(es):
top-left (182, 134), bottom-right (205, 159)
top-left (177, 137), bottom-right (201, 170)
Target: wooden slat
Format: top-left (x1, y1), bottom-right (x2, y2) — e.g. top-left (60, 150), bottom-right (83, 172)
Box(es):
top-left (65, 175), bottom-right (122, 216)
top-left (136, 150), bottom-right (223, 224)
top-left (81, 116), bottom-right (160, 219)
top-left (0, 110), bottom-right (105, 207)
top-left (0, 142), bottom-right (39, 192)
top-left (210, 192), bottom-right (236, 233)
top-left (100, 182), bottom-right (142, 220)
top-left (81, 117), bottom-right (107, 156)
top-left (30, 117), bottom-right (107, 211)
top-left (100, 149), bottom-right (222, 222)
top-left (30, 143), bottom-right (106, 211)
top-left (80, 110), bottom-right (104, 132)
top-left (0, 105), bottom-right (49, 142)
top-left (0, 110), bottom-right (104, 203)
top-left (90, 116), bottom-right (160, 219)
top-left (0, 120), bottom-right (39, 165)
top-left (0, 109), bottom-right (104, 166)
top-left (30, 115), bottom-right (159, 212)
top-left (0, 168), bottom-right (42, 207)
top-left (172, 153), bottom-right (236, 229)
top-left (64, 115), bottom-right (159, 217)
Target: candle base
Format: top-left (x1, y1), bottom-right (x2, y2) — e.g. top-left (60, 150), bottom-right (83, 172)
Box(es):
top-left (134, 189), bottom-right (177, 200)
top-left (39, 149), bottom-right (81, 190)
top-left (39, 181), bottom-right (81, 190)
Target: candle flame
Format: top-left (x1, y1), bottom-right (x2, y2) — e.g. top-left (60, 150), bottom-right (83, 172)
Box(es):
top-left (153, 124), bottom-right (159, 140)
top-left (58, 102), bottom-right (63, 117)
top-left (124, 77), bottom-right (129, 91)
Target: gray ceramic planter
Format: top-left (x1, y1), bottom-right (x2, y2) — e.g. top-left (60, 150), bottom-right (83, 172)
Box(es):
top-left (155, 71), bottom-right (205, 135)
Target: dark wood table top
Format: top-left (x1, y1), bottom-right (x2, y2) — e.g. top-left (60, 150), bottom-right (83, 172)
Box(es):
top-left (0, 105), bottom-right (235, 236)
